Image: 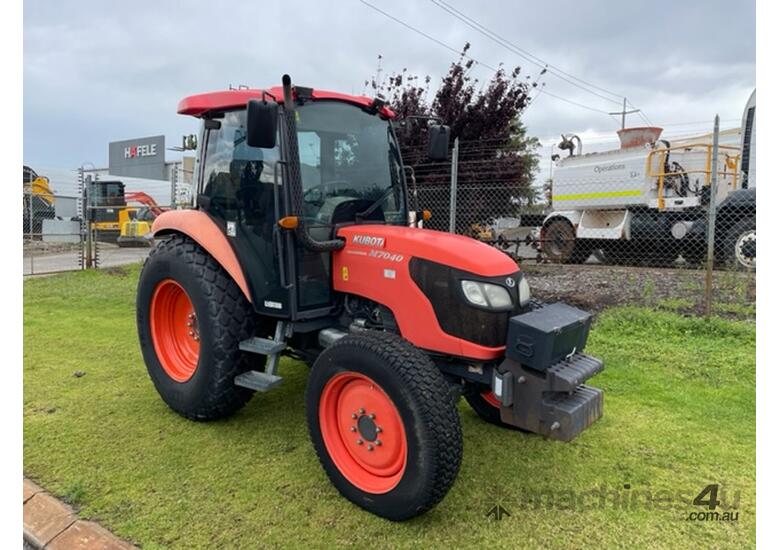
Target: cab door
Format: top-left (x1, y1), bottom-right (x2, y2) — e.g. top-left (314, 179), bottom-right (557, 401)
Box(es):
top-left (199, 110), bottom-right (291, 317)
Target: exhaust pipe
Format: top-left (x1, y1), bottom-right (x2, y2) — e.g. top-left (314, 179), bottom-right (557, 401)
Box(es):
top-left (280, 74), bottom-right (345, 252)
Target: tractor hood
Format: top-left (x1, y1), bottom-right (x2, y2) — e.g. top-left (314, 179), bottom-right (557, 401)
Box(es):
top-left (335, 224), bottom-right (518, 277)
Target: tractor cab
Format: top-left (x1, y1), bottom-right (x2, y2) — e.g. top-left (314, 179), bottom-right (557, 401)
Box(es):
top-left (186, 83), bottom-right (443, 319)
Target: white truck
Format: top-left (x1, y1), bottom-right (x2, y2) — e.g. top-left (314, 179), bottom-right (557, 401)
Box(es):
top-left (541, 90), bottom-right (756, 269)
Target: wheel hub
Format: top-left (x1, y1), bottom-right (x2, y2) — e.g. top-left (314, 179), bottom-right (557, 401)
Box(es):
top-left (357, 414), bottom-right (379, 442)
top-left (186, 312), bottom-right (200, 342)
top-left (735, 231), bottom-right (756, 268)
top-left (318, 372), bottom-right (407, 494)
top-left (149, 279), bottom-right (200, 383)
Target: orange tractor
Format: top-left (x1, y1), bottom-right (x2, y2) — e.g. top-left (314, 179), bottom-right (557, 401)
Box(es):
top-left (137, 76), bottom-right (604, 520)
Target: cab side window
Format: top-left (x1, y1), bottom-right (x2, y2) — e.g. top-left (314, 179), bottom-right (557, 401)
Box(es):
top-left (201, 110), bottom-right (280, 223)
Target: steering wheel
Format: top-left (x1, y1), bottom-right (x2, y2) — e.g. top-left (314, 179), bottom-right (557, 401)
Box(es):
top-left (303, 179), bottom-right (352, 205)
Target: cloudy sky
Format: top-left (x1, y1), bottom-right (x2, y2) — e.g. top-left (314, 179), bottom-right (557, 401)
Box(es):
top-left (24, 0), bottom-right (755, 177)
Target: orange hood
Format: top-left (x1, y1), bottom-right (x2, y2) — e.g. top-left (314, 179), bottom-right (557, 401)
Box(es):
top-left (336, 224), bottom-right (518, 277)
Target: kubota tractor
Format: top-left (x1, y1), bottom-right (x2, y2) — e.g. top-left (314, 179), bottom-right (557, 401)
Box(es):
top-left (137, 75), bottom-right (604, 520)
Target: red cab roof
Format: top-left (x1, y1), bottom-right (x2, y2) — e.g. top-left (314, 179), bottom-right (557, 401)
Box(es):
top-left (177, 87), bottom-right (395, 118)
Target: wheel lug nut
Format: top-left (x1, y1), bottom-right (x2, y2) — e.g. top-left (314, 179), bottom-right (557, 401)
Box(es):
top-left (376, 426), bottom-right (382, 433)
top-left (375, 439), bottom-right (382, 446)
top-left (188, 330), bottom-right (194, 336)
top-left (186, 321), bottom-right (193, 327)
top-left (369, 413), bottom-right (376, 419)
top-left (356, 439), bottom-right (363, 445)
top-left (350, 426), bottom-right (356, 432)
top-left (367, 444), bottom-right (374, 451)
top-left (351, 413), bottom-right (357, 419)
top-left (358, 408), bottom-right (365, 414)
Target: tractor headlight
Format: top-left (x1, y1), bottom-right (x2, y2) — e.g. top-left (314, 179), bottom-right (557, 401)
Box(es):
top-left (518, 277), bottom-right (531, 306)
top-left (460, 280), bottom-right (513, 310)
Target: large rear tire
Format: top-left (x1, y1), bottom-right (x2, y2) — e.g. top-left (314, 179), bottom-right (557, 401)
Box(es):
top-left (306, 331), bottom-right (462, 520)
top-left (137, 234), bottom-right (259, 420)
top-left (541, 219), bottom-right (591, 264)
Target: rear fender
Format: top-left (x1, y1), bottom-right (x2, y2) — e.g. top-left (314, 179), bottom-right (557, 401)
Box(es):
top-left (151, 210), bottom-right (251, 302)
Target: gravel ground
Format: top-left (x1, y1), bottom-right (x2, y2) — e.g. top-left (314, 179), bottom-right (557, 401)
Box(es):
top-left (523, 263), bottom-right (755, 319)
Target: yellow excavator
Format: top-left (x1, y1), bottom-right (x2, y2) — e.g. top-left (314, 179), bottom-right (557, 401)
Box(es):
top-left (88, 180), bottom-right (161, 246)
top-left (23, 166), bottom-right (56, 235)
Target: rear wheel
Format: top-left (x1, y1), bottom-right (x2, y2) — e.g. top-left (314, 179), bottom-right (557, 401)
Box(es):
top-left (306, 332), bottom-right (462, 520)
top-left (541, 219), bottom-right (591, 264)
top-left (137, 234), bottom-right (259, 420)
top-left (723, 217), bottom-right (756, 270)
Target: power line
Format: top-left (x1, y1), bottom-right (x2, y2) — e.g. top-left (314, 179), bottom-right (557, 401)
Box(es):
top-left (627, 99), bottom-right (653, 126)
top-left (430, 0), bottom-right (629, 106)
top-left (358, 0), bottom-right (497, 72)
top-left (538, 89), bottom-right (612, 115)
top-left (359, 0), bottom-right (615, 119)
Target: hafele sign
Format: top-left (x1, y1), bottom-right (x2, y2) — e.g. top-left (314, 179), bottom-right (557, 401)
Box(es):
top-left (109, 135), bottom-right (166, 180)
top-left (124, 143), bottom-right (158, 159)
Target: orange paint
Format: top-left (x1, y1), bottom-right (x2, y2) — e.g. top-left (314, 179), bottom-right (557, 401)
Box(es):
top-left (152, 210), bottom-right (251, 302)
top-left (334, 225), bottom-right (518, 360)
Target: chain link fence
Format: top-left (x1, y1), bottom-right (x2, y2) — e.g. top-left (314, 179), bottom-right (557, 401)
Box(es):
top-left (402, 115), bottom-right (756, 319)
top-left (23, 164), bottom-right (193, 276)
top-left (25, 116), bottom-right (754, 318)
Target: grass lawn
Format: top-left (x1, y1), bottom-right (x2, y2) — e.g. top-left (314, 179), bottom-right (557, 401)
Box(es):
top-left (24, 265), bottom-right (756, 549)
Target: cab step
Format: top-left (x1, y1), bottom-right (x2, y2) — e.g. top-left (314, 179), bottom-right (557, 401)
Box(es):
top-left (235, 321), bottom-right (288, 392)
top-left (239, 337), bottom-right (286, 355)
top-left (234, 370), bottom-right (283, 392)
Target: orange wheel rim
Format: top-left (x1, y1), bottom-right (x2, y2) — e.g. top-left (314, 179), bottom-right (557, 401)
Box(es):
top-left (319, 372), bottom-right (407, 494)
top-left (481, 389), bottom-right (502, 408)
top-left (149, 279), bottom-right (200, 383)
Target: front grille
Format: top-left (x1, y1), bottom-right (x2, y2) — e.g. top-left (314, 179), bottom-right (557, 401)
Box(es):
top-left (409, 258), bottom-right (514, 348)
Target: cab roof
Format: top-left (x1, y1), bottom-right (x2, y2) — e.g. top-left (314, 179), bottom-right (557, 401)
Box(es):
top-left (177, 87), bottom-right (395, 118)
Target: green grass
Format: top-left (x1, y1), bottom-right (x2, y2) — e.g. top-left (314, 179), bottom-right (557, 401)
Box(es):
top-left (24, 266), bottom-right (756, 549)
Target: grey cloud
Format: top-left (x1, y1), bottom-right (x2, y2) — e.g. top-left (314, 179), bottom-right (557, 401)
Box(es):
top-left (24, 0), bottom-right (755, 170)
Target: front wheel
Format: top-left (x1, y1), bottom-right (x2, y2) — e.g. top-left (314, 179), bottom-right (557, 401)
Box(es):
top-left (306, 332), bottom-right (462, 520)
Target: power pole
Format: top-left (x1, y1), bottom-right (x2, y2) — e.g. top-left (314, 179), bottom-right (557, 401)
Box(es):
top-left (609, 98), bottom-right (641, 129)
top-left (375, 54), bottom-right (383, 90)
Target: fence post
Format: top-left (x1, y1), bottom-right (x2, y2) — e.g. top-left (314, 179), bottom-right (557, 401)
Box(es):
top-left (448, 137), bottom-right (459, 233)
top-left (704, 115), bottom-right (720, 317)
top-left (28, 191), bottom-right (34, 274)
top-left (84, 173), bottom-right (94, 269)
top-left (170, 163), bottom-right (178, 209)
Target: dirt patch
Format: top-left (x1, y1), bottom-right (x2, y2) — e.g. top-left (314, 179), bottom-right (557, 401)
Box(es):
top-left (522, 263), bottom-right (755, 320)
top-left (101, 266), bottom-right (130, 277)
top-left (23, 240), bottom-right (81, 255)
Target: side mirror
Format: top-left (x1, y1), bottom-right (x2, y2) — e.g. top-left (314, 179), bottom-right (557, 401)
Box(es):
top-left (427, 124), bottom-right (451, 161)
top-left (246, 99), bottom-right (278, 148)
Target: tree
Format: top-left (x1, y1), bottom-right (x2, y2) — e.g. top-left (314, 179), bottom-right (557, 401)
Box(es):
top-left (370, 44), bottom-right (541, 230)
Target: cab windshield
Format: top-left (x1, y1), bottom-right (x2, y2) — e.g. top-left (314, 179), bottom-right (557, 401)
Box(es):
top-left (295, 101), bottom-right (406, 226)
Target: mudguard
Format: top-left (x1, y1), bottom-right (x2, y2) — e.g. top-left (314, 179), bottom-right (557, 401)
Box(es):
top-left (151, 210), bottom-right (251, 302)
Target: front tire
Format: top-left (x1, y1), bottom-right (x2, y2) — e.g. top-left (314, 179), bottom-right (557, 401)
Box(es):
top-left (137, 234), bottom-right (259, 420)
top-left (306, 332), bottom-right (463, 520)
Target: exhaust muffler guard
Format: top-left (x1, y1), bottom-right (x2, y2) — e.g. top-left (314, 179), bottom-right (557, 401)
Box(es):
top-left (495, 303), bottom-right (604, 441)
